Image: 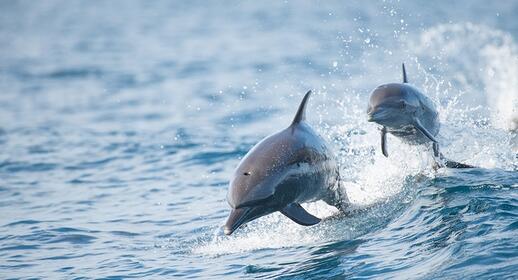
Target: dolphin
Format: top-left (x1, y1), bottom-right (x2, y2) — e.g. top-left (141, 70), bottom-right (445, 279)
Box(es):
top-left (224, 90), bottom-right (345, 235)
top-left (367, 63), bottom-right (473, 168)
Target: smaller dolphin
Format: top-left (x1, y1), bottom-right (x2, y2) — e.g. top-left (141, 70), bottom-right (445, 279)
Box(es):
top-left (367, 63), bottom-right (473, 168)
top-left (224, 90), bottom-right (344, 235)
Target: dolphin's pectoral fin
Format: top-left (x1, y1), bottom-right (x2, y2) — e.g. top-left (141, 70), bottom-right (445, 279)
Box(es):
top-left (381, 126), bottom-right (388, 157)
top-left (413, 119), bottom-right (438, 143)
top-left (402, 63), bottom-right (408, 83)
top-left (433, 142), bottom-right (440, 157)
top-left (281, 203), bottom-right (321, 226)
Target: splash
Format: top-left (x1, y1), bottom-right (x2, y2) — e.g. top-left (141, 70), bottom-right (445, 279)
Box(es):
top-left (193, 201), bottom-right (341, 255)
top-left (411, 22), bottom-right (518, 132)
top-left (408, 23), bottom-right (518, 168)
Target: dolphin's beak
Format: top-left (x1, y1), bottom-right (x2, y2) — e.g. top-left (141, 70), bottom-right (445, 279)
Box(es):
top-left (224, 207), bottom-right (252, 235)
top-left (367, 108), bottom-right (386, 122)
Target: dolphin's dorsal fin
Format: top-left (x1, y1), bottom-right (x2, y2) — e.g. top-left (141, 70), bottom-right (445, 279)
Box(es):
top-left (281, 203), bottom-right (321, 226)
top-left (291, 90), bottom-right (312, 125)
top-left (402, 63), bottom-right (408, 83)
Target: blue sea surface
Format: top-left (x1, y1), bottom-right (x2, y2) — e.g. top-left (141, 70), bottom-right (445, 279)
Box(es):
top-left (1, 1), bottom-right (517, 279)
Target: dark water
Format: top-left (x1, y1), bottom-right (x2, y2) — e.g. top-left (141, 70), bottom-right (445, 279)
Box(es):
top-left (1, 1), bottom-right (517, 279)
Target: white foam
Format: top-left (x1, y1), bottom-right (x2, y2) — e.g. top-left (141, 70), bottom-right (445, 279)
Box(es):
top-left (412, 22), bottom-right (518, 132)
top-left (193, 201), bottom-right (341, 255)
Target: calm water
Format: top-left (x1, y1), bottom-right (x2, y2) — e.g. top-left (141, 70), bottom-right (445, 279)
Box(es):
top-left (1, 1), bottom-right (518, 279)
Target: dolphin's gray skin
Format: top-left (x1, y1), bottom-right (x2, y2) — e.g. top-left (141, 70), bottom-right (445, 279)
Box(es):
top-left (224, 91), bottom-right (344, 235)
top-left (367, 63), bottom-right (473, 168)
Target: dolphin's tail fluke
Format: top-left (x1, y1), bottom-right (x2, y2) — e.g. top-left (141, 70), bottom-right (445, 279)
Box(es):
top-left (435, 153), bottom-right (475, 169)
top-left (443, 159), bottom-right (475, 169)
top-left (433, 143), bottom-right (475, 169)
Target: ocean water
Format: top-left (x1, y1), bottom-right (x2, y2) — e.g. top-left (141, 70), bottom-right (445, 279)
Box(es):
top-left (1, 1), bottom-right (518, 279)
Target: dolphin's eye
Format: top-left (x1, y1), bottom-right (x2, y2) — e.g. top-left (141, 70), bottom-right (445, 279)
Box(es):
top-left (243, 172), bottom-right (251, 176)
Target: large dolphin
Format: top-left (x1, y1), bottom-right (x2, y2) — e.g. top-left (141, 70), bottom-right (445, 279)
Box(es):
top-left (224, 90), bottom-right (345, 235)
top-left (367, 63), bottom-right (473, 168)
